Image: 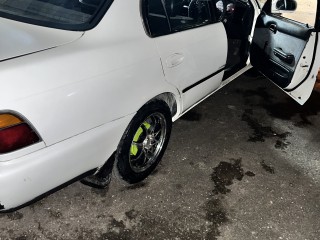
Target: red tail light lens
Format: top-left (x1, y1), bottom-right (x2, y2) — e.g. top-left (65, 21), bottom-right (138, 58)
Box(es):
top-left (0, 113), bottom-right (40, 154)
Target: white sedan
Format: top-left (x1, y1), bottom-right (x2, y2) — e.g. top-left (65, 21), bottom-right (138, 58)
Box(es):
top-left (0, 0), bottom-right (319, 211)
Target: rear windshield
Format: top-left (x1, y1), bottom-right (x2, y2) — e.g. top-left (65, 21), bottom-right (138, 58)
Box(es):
top-left (0, 0), bottom-right (112, 30)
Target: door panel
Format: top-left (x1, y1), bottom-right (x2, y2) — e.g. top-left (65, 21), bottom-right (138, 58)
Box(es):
top-left (145, 0), bottom-right (228, 112)
top-left (155, 23), bottom-right (227, 111)
top-left (251, 13), bottom-right (312, 88)
top-left (250, 0), bottom-right (319, 105)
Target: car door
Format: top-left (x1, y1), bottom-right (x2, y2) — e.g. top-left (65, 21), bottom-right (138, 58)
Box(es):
top-left (250, 0), bottom-right (320, 105)
top-left (142, 0), bottom-right (228, 112)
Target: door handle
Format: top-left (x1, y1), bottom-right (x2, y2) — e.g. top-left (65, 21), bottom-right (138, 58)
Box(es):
top-left (166, 53), bottom-right (185, 68)
top-left (269, 24), bottom-right (277, 33)
top-left (273, 48), bottom-right (294, 64)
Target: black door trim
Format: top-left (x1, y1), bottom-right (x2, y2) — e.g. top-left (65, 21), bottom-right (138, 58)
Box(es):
top-left (182, 67), bottom-right (226, 93)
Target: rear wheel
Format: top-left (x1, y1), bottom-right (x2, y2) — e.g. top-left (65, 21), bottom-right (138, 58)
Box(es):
top-left (116, 100), bottom-right (172, 184)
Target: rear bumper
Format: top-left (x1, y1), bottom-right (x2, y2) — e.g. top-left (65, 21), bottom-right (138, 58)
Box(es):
top-left (0, 114), bottom-right (133, 211)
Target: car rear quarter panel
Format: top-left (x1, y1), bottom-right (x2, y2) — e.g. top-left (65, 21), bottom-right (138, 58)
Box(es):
top-left (0, 0), bottom-right (180, 148)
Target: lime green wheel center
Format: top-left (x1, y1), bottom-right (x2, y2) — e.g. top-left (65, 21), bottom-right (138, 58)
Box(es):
top-left (130, 122), bottom-right (151, 156)
top-left (129, 113), bottom-right (167, 173)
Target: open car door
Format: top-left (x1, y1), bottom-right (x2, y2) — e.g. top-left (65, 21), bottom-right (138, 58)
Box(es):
top-left (250, 0), bottom-right (320, 105)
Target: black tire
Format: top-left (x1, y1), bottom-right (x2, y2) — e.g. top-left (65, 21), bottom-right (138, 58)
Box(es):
top-left (115, 100), bottom-right (172, 184)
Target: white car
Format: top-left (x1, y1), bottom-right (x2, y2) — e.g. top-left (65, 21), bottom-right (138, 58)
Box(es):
top-left (0, 0), bottom-right (319, 211)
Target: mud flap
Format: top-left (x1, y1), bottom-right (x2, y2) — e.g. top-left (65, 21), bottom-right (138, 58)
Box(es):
top-left (81, 153), bottom-right (116, 189)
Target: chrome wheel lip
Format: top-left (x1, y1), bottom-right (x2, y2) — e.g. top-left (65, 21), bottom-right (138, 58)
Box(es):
top-left (129, 112), bottom-right (167, 173)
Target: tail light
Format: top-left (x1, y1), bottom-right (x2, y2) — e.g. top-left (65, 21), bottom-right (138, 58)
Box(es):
top-left (0, 113), bottom-right (41, 154)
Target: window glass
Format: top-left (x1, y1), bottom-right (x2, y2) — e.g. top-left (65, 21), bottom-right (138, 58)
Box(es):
top-left (144, 0), bottom-right (216, 37)
top-left (145, 0), bottom-right (171, 37)
top-left (0, 0), bottom-right (110, 30)
top-left (278, 0), bottom-right (317, 26)
top-left (164, 0), bottom-right (212, 32)
top-left (258, 0), bottom-right (317, 26)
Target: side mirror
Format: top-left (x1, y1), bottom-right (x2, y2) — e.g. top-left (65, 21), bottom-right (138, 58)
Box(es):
top-left (272, 0), bottom-right (297, 13)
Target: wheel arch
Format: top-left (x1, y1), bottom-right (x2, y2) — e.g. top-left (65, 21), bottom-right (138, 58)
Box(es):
top-left (149, 92), bottom-right (179, 118)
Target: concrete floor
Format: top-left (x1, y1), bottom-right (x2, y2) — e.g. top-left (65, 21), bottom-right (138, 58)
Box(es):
top-left (1, 72), bottom-right (320, 240)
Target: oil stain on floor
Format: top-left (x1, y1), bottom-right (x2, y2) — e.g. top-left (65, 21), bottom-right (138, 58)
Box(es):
top-left (211, 158), bottom-right (255, 195)
top-left (206, 159), bottom-right (256, 239)
top-left (236, 83), bottom-right (320, 127)
top-left (260, 161), bottom-right (275, 174)
top-left (204, 198), bottom-right (229, 240)
top-left (241, 109), bottom-right (291, 149)
top-left (263, 91), bottom-right (320, 127)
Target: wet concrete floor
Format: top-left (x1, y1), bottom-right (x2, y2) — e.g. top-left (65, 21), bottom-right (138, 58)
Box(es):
top-left (1, 72), bottom-right (320, 239)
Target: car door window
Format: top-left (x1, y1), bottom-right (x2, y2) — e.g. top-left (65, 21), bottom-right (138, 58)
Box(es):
top-left (165, 0), bottom-right (212, 32)
top-left (144, 0), bottom-right (171, 37)
top-left (143, 0), bottom-right (215, 37)
top-left (0, 0), bottom-right (112, 30)
top-left (271, 0), bottom-right (317, 26)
